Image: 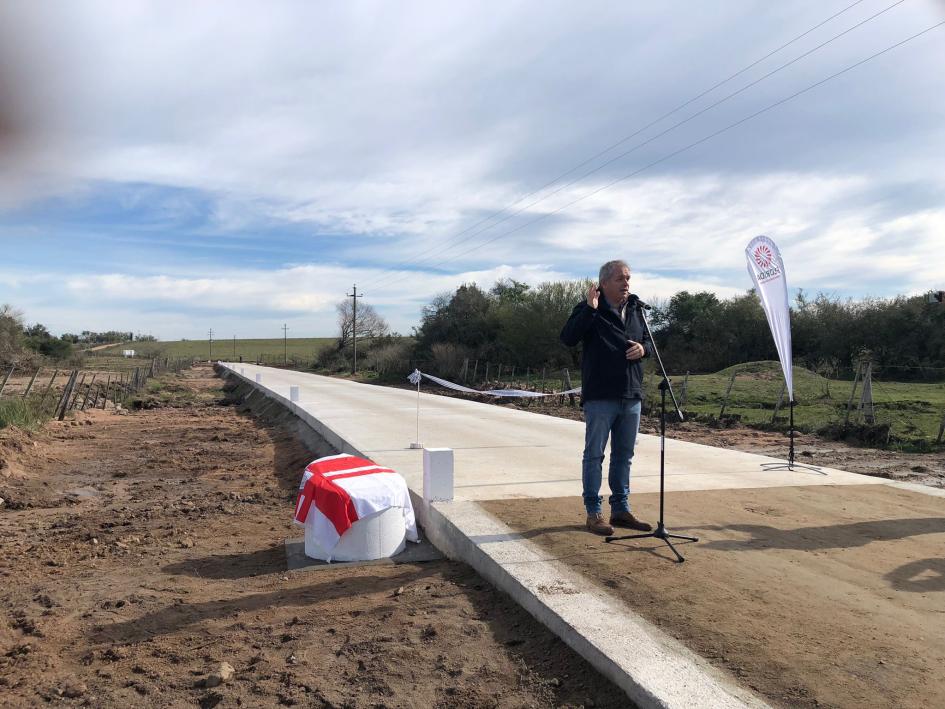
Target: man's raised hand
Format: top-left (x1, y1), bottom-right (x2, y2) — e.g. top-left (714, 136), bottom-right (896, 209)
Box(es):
top-left (586, 283), bottom-right (600, 310)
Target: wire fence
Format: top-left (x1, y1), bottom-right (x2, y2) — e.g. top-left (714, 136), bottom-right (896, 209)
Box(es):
top-left (0, 356), bottom-right (196, 422)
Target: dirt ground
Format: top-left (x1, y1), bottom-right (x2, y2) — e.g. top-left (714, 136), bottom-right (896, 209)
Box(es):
top-left (482, 486), bottom-right (945, 709)
top-left (0, 366), bottom-right (629, 708)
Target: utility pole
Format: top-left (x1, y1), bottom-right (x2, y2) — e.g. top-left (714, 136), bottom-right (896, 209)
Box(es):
top-left (208, 328), bottom-right (213, 362)
top-left (282, 324), bottom-right (289, 365)
top-left (233, 335), bottom-right (236, 359)
top-left (347, 284), bottom-right (362, 375)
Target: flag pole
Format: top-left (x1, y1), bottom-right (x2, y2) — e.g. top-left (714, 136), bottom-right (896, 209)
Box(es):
top-left (409, 369), bottom-right (423, 449)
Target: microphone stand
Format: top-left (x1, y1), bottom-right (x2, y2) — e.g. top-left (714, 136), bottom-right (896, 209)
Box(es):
top-left (605, 302), bottom-right (698, 563)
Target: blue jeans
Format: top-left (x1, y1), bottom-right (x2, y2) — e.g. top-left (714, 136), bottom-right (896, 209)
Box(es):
top-left (582, 398), bottom-right (641, 515)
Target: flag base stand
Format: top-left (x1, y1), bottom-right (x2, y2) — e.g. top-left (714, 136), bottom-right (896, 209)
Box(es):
top-left (409, 442), bottom-right (424, 449)
top-left (761, 399), bottom-right (825, 475)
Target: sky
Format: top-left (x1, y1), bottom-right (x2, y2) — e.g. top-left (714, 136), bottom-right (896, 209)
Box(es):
top-left (0, 0), bottom-right (943, 339)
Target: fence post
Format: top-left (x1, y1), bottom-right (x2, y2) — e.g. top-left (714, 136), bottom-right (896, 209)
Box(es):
top-left (858, 362), bottom-right (874, 424)
top-left (56, 370), bottom-right (79, 420)
top-left (771, 380), bottom-right (787, 423)
top-left (497, 364), bottom-right (502, 382)
top-left (100, 374), bottom-right (112, 409)
top-left (23, 369), bottom-right (40, 398)
top-left (0, 365), bottom-right (14, 397)
top-left (87, 383), bottom-right (101, 411)
top-left (40, 369), bottom-right (59, 404)
top-left (540, 368), bottom-right (546, 392)
top-left (844, 362), bottom-right (862, 426)
top-left (484, 362), bottom-right (490, 383)
top-left (69, 372), bottom-right (87, 410)
top-left (462, 358), bottom-right (469, 382)
top-left (472, 359), bottom-right (479, 383)
top-left (679, 371), bottom-right (689, 406)
top-left (80, 374), bottom-right (98, 410)
top-left (718, 371), bottom-right (737, 419)
top-left (563, 368), bottom-right (575, 407)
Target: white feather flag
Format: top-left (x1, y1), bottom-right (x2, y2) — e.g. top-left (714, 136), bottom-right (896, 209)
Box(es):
top-left (745, 235), bottom-right (794, 399)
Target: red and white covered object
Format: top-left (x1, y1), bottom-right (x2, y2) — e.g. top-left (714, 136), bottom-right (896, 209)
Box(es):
top-left (294, 453), bottom-right (418, 562)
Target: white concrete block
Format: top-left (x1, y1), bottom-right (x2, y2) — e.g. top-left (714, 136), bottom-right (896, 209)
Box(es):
top-left (423, 447), bottom-right (454, 502)
top-left (290, 385), bottom-right (300, 402)
top-left (255, 373), bottom-right (262, 383)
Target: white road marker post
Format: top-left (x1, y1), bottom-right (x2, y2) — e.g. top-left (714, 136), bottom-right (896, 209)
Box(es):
top-left (408, 369), bottom-right (423, 449)
top-left (423, 447), bottom-right (453, 502)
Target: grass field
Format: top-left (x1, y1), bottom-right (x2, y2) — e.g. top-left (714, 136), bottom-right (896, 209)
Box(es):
top-left (93, 337), bottom-right (335, 363)
top-left (640, 361), bottom-right (945, 449)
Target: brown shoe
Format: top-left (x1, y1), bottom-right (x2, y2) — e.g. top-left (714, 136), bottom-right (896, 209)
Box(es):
top-left (586, 513), bottom-right (614, 536)
top-left (610, 511), bottom-right (653, 532)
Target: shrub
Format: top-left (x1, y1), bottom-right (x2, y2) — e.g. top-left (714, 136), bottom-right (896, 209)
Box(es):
top-left (369, 340), bottom-right (414, 377)
top-left (430, 343), bottom-right (469, 378)
top-left (315, 346), bottom-right (350, 373)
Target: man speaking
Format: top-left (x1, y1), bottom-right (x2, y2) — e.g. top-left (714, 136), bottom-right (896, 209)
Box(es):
top-left (560, 260), bottom-right (654, 536)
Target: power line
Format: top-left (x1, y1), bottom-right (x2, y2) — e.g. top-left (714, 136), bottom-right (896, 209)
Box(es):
top-left (375, 0), bottom-right (879, 283)
top-left (380, 19), bottom-right (944, 291)
top-left (376, 0), bottom-right (907, 291)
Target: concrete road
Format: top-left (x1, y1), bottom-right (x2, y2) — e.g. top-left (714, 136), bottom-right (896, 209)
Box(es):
top-left (223, 363), bottom-right (882, 502)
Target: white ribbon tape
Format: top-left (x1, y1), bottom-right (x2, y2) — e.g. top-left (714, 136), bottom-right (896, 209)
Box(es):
top-left (407, 369), bottom-right (580, 399)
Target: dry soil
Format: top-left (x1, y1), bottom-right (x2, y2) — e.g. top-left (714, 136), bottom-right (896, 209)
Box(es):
top-left (0, 366), bottom-right (629, 708)
top-left (483, 485), bottom-right (945, 709)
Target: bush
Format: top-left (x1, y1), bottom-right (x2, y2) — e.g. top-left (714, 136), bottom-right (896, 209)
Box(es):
top-left (430, 343), bottom-right (469, 378)
top-left (315, 346), bottom-right (350, 373)
top-left (369, 340), bottom-right (414, 378)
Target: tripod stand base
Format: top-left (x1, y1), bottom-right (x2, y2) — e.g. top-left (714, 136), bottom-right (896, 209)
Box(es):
top-left (760, 462), bottom-right (826, 475)
top-left (606, 522), bottom-right (699, 563)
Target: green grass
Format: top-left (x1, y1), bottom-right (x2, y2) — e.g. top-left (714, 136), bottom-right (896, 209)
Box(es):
top-left (0, 397), bottom-right (54, 430)
top-left (644, 361), bottom-right (945, 448)
top-left (92, 337), bottom-right (335, 363)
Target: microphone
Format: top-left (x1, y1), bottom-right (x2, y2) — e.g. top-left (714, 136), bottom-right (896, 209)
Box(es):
top-left (628, 294), bottom-right (652, 310)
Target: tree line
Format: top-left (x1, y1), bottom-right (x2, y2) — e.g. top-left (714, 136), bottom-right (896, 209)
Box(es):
top-left (0, 305), bottom-right (157, 368)
top-left (1, 305), bottom-right (74, 366)
top-left (373, 280), bottom-right (944, 380)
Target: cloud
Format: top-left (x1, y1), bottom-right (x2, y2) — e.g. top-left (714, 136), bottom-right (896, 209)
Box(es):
top-left (1, 2), bottom-right (943, 337)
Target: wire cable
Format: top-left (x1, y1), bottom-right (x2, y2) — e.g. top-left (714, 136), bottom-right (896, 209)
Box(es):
top-left (376, 0), bottom-right (908, 290)
top-left (377, 19), bottom-right (944, 294)
top-left (406, 0), bottom-right (904, 271)
top-left (373, 0), bottom-right (874, 280)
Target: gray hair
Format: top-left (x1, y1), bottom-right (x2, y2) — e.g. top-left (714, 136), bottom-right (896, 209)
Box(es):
top-left (599, 260), bottom-right (630, 283)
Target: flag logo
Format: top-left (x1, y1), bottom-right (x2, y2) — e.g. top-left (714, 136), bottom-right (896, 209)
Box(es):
top-left (753, 244), bottom-right (774, 269)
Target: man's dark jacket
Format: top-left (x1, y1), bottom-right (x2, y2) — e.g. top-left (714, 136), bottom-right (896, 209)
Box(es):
top-left (560, 294), bottom-right (653, 402)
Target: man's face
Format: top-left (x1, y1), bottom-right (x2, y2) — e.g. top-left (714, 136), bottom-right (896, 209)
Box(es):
top-left (601, 266), bottom-right (630, 305)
